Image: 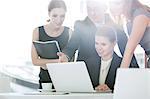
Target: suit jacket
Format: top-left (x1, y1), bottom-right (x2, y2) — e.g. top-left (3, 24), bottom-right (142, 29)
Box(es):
top-left (63, 15), bottom-right (139, 67)
top-left (85, 52), bottom-right (122, 90)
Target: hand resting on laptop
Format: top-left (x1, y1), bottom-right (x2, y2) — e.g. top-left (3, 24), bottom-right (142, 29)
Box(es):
top-left (95, 84), bottom-right (111, 92)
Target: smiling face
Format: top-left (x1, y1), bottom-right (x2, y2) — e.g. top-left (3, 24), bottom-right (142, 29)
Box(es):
top-left (49, 8), bottom-right (66, 28)
top-left (86, 0), bottom-right (107, 23)
top-left (108, 0), bottom-right (125, 16)
top-left (95, 36), bottom-right (116, 60)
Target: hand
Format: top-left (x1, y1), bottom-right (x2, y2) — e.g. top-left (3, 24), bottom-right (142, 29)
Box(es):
top-left (95, 84), bottom-right (110, 92)
top-left (41, 66), bottom-right (48, 70)
top-left (57, 52), bottom-right (68, 62)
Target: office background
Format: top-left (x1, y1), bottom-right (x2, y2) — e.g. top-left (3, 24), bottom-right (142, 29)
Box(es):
top-left (0, 0), bottom-right (150, 91)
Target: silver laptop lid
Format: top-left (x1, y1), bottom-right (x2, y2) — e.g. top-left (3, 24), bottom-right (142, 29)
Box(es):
top-left (113, 68), bottom-right (150, 99)
top-left (46, 61), bottom-right (95, 92)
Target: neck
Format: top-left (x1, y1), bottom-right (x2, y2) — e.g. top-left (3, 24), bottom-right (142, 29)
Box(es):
top-left (94, 15), bottom-right (106, 26)
top-left (101, 52), bottom-right (113, 61)
top-left (48, 23), bottom-right (61, 33)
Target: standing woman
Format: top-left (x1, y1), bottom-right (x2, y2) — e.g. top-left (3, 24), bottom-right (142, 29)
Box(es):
top-left (31, 0), bottom-right (71, 88)
top-left (109, 0), bottom-right (150, 68)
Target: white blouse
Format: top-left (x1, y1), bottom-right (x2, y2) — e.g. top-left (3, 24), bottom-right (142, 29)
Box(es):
top-left (99, 58), bottom-right (113, 85)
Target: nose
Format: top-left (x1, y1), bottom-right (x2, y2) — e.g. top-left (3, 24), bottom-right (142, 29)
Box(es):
top-left (56, 17), bottom-right (62, 24)
top-left (99, 45), bottom-right (103, 50)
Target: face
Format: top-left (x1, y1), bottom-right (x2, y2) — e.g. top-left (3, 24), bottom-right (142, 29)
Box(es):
top-left (87, 0), bottom-right (107, 23)
top-left (49, 8), bottom-right (66, 28)
top-left (108, 0), bottom-right (124, 16)
top-left (95, 36), bottom-right (115, 59)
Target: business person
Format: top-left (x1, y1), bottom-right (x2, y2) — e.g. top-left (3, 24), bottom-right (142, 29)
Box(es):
top-left (109, 0), bottom-right (150, 68)
top-left (87, 25), bottom-right (121, 92)
top-left (31, 0), bottom-right (72, 89)
top-left (59, 0), bottom-right (139, 67)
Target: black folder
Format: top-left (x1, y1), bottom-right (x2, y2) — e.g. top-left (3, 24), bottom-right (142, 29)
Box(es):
top-left (33, 40), bottom-right (61, 59)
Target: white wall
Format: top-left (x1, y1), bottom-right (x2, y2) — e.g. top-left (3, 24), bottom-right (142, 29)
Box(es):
top-left (0, 0), bottom-right (83, 65)
top-left (0, 0), bottom-right (149, 66)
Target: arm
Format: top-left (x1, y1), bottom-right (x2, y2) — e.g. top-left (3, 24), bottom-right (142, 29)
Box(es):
top-left (116, 25), bottom-right (139, 68)
top-left (62, 21), bottom-right (81, 60)
top-left (121, 15), bottom-right (149, 68)
top-left (31, 27), bottom-right (59, 69)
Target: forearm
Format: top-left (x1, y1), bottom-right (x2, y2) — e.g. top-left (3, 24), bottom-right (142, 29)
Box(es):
top-left (121, 54), bottom-right (133, 68)
top-left (63, 31), bottom-right (79, 59)
top-left (121, 43), bottom-right (134, 68)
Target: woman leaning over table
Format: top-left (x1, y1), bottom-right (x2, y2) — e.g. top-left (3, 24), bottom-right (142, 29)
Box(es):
top-left (109, 0), bottom-right (150, 68)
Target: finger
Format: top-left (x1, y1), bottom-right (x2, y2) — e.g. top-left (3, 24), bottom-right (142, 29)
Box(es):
top-left (57, 52), bottom-right (61, 56)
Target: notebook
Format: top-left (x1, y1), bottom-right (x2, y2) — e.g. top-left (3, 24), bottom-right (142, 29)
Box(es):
top-left (46, 61), bottom-right (112, 93)
top-left (113, 68), bottom-right (150, 99)
top-left (33, 40), bottom-right (61, 59)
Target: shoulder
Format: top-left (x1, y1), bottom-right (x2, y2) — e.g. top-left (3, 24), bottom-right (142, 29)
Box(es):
top-left (110, 53), bottom-right (122, 68)
top-left (33, 27), bottom-right (39, 36)
top-left (64, 26), bottom-right (71, 31)
top-left (74, 17), bottom-right (90, 28)
top-left (113, 53), bottom-right (122, 62)
top-left (133, 8), bottom-right (150, 19)
top-left (33, 26), bottom-right (43, 33)
top-left (32, 26), bottom-right (43, 41)
top-left (74, 20), bottom-right (84, 28)
top-left (63, 26), bottom-right (73, 35)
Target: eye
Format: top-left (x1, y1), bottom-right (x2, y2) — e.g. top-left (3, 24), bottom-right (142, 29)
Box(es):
top-left (101, 43), bottom-right (106, 46)
top-left (60, 15), bottom-right (65, 18)
top-left (52, 14), bottom-right (57, 17)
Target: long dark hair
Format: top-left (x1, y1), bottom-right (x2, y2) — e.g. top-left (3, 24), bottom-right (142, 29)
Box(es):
top-left (123, 0), bottom-right (150, 20)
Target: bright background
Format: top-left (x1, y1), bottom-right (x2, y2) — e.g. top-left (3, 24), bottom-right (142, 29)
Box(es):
top-left (0, 0), bottom-right (149, 67)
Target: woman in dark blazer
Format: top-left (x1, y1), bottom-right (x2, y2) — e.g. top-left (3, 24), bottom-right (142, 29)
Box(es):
top-left (85, 25), bottom-right (122, 92)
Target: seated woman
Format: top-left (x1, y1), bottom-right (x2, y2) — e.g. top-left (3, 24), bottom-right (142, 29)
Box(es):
top-left (86, 25), bottom-right (121, 92)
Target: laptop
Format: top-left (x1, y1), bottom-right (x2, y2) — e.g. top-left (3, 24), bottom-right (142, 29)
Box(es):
top-left (46, 61), bottom-right (96, 93)
top-left (113, 68), bottom-right (150, 99)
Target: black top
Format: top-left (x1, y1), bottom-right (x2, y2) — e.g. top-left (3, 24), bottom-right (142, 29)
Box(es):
top-left (39, 26), bottom-right (69, 51)
top-left (38, 26), bottom-right (70, 88)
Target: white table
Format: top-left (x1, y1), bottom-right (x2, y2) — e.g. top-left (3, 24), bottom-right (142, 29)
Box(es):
top-left (0, 92), bottom-right (113, 99)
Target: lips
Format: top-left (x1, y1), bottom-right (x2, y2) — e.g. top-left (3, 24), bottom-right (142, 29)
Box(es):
top-left (97, 50), bottom-right (103, 56)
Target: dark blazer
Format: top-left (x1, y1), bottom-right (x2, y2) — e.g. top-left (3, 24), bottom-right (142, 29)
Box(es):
top-left (63, 15), bottom-right (139, 68)
top-left (64, 17), bottom-right (97, 62)
top-left (85, 52), bottom-right (122, 90)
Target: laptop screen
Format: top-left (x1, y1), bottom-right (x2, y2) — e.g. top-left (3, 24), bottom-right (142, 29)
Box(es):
top-left (113, 68), bottom-right (149, 99)
top-left (46, 61), bottom-right (95, 92)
